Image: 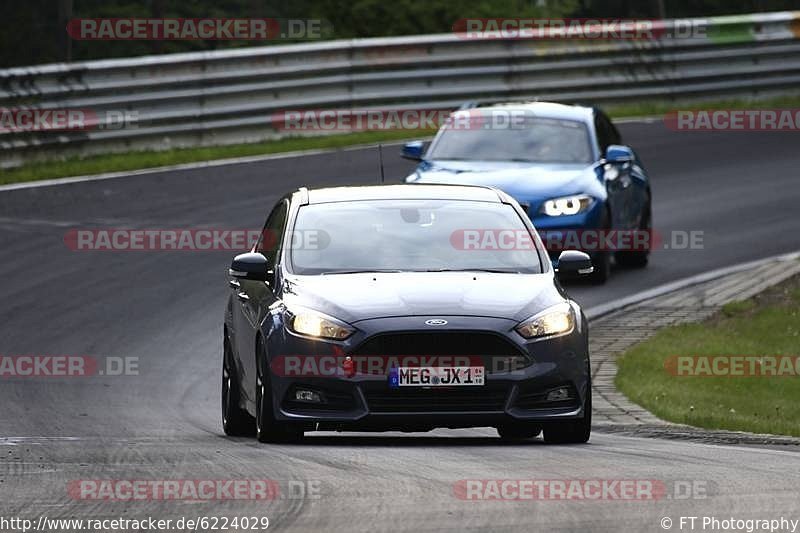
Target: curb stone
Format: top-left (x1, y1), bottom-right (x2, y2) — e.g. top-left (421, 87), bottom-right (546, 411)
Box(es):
top-left (586, 256), bottom-right (800, 445)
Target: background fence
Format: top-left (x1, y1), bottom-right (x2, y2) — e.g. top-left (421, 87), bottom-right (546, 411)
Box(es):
top-left (1, 11), bottom-right (799, 167)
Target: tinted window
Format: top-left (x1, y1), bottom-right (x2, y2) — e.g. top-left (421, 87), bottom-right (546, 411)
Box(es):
top-left (427, 116), bottom-right (592, 164)
top-left (258, 200), bottom-right (288, 265)
top-left (595, 111), bottom-right (621, 153)
top-left (608, 117), bottom-right (622, 145)
top-left (595, 114), bottom-right (610, 153)
top-left (290, 200), bottom-right (543, 275)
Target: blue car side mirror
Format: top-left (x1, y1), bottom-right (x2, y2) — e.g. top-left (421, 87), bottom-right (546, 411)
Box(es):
top-left (605, 144), bottom-right (635, 164)
top-left (401, 141), bottom-right (427, 161)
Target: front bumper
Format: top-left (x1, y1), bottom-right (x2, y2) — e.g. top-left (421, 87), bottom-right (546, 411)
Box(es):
top-left (265, 316), bottom-right (590, 430)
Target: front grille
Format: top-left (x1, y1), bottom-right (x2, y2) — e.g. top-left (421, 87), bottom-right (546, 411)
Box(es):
top-left (350, 332), bottom-right (529, 374)
top-left (364, 384), bottom-right (510, 413)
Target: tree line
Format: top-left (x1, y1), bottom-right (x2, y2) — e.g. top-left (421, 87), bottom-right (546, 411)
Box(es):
top-left (1, 0), bottom-right (795, 68)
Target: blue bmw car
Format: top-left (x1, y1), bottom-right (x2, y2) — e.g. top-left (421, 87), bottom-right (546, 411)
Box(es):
top-left (403, 102), bottom-right (652, 283)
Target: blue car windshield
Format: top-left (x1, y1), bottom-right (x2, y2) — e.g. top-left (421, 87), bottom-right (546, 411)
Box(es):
top-left (290, 199), bottom-right (543, 275)
top-left (427, 116), bottom-right (593, 164)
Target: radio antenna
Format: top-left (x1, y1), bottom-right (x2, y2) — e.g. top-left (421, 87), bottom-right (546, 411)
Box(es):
top-left (378, 144), bottom-right (386, 184)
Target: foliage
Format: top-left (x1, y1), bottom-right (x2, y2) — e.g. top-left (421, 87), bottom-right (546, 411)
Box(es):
top-left (9, 0), bottom-right (798, 67)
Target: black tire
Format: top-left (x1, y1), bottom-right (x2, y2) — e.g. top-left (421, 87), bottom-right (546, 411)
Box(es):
top-left (588, 209), bottom-right (612, 284)
top-left (543, 388), bottom-right (592, 444)
top-left (497, 424), bottom-right (542, 441)
top-left (588, 251), bottom-right (611, 285)
top-left (255, 339), bottom-right (304, 444)
top-left (222, 336), bottom-right (255, 437)
top-left (616, 206), bottom-right (651, 268)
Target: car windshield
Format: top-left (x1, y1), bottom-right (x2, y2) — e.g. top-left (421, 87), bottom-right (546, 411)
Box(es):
top-left (427, 115), bottom-right (593, 164)
top-left (290, 199), bottom-right (543, 275)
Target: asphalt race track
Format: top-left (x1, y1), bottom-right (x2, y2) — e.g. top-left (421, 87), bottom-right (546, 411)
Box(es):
top-left (1, 122), bottom-right (799, 531)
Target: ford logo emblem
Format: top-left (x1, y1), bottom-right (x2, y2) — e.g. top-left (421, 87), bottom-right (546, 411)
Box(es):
top-left (425, 319), bottom-right (448, 326)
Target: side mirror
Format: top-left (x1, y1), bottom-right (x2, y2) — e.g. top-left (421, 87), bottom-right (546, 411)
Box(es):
top-left (605, 144), bottom-right (634, 164)
top-left (229, 252), bottom-right (269, 281)
top-left (401, 140), bottom-right (427, 161)
top-left (556, 250), bottom-right (593, 276)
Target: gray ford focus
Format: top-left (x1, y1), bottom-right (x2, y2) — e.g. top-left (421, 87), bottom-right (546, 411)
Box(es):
top-left (222, 184), bottom-right (593, 444)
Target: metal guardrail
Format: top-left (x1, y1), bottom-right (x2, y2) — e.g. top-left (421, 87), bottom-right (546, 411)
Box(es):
top-left (1, 11), bottom-right (799, 167)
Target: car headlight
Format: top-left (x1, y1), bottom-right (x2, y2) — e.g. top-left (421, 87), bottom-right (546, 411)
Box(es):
top-left (287, 307), bottom-right (354, 340)
top-left (540, 195), bottom-right (593, 217)
top-left (515, 303), bottom-right (575, 339)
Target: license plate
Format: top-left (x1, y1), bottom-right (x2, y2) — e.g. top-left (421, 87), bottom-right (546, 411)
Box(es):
top-left (389, 366), bottom-right (485, 387)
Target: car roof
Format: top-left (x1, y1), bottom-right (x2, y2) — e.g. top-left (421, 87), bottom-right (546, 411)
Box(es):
top-left (459, 101), bottom-right (595, 123)
top-left (303, 184), bottom-right (505, 204)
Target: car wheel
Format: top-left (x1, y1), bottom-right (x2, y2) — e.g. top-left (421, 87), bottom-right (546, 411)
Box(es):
top-left (616, 207), bottom-right (651, 268)
top-left (588, 251), bottom-right (611, 284)
top-left (543, 388), bottom-right (592, 444)
top-left (588, 209), bottom-right (612, 284)
top-left (497, 424), bottom-right (542, 441)
top-left (255, 339), bottom-right (303, 444)
top-left (222, 335), bottom-right (254, 436)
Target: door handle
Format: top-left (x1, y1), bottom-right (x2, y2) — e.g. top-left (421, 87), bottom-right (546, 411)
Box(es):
top-left (229, 279), bottom-right (240, 289)
top-left (236, 292), bottom-right (249, 301)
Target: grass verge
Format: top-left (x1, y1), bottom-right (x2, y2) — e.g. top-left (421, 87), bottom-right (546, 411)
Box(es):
top-left (616, 273), bottom-right (800, 437)
top-left (3, 93), bottom-right (800, 186)
top-left (0, 129), bottom-right (433, 186)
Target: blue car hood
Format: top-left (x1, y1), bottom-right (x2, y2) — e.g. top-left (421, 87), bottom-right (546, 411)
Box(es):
top-left (406, 160), bottom-right (600, 202)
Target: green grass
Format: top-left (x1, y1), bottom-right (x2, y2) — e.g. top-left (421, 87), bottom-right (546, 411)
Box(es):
top-left (0, 129), bottom-right (434, 186)
top-left (602, 93), bottom-right (800, 121)
top-left (616, 275), bottom-right (800, 437)
top-left (721, 299), bottom-right (756, 317)
top-left (4, 92), bottom-right (800, 186)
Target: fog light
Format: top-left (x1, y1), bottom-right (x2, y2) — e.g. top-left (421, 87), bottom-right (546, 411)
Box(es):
top-left (546, 387), bottom-right (571, 402)
top-left (295, 389), bottom-right (322, 403)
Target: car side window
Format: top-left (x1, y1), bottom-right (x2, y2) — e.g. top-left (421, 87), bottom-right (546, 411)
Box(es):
top-left (257, 200), bottom-right (289, 267)
top-left (594, 113), bottom-right (611, 155)
top-left (607, 116), bottom-right (622, 145)
top-left (595, 111), bottom-right (621, 156)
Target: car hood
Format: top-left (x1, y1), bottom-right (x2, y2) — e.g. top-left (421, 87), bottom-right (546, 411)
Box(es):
top-left (406, 160), bottom-right (602, 202)
top-left (281, 272), bottom-right (564, 325)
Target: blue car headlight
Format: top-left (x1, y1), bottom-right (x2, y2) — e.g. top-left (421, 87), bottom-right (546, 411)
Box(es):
top-left (540, 195), bottom-right (594, 217)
